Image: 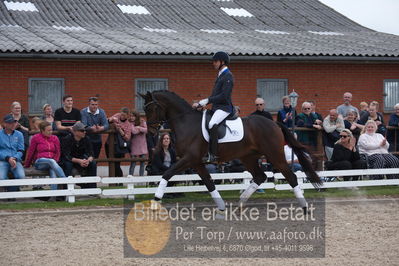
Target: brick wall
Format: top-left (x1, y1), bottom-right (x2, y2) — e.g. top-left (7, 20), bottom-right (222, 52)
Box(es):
top-left (1, 59), bottom-right (399, 121)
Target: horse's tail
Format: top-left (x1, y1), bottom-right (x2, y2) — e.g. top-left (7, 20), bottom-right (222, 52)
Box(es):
top-left (276, 122), bottom-right (323, 188)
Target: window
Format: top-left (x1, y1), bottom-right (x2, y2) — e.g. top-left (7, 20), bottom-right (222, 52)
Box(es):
top-left (28, 78), bottom-right (64, 115)
top-left (256, 79), bottom-right (288, 112)
top-left (384, 79), bottom-right (399, 112)
top-left (135, 79), bottom-right (168, 112)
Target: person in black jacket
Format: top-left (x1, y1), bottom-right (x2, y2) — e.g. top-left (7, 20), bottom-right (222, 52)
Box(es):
top-left (359, 104), bottom-right (386, 136)
top-left (326, 129), bottom-right (366, 181)
top-left (194, 51), bottom-right (235, 163)
top-left (150, 132), bottom-right (176, 175)
top-left (251, 97), bottom-right (273, 121)
top-left (150, 132), bottom-right (183, 198)
top-left (60, 122), bottom-right (97, 188)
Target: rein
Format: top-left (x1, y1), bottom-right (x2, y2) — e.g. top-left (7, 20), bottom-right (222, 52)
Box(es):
top-left (143, 99), bottom-right (166, 127)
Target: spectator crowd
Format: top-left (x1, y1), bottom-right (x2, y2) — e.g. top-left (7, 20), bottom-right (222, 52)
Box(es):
top-left (1, 92), bottom-right (399, 201)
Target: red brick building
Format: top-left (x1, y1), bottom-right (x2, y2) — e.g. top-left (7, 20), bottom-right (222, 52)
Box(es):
top-left (1, 0), bottom-right (398, 120)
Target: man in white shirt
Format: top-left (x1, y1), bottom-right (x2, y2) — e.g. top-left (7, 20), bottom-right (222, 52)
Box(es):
top-left (323, 109), bottom-right (345, 160)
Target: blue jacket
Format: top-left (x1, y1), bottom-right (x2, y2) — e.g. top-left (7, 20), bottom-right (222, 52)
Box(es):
top-left (388, 113), bottom-right (399, 127)
top-left (0, 129), bottom-right (24, 162)
top-left (208, 68), bottom-right (234, 114)
top-left (81, 107), bottom-right (109, 143)
top-left (387, 113), bottom-right (399, 151)
top-left (277, 106), bottom-right (294, 128)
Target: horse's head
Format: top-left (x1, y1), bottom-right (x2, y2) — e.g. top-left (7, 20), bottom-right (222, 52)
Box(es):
top-left (139, 91), bottom-right (166, 135)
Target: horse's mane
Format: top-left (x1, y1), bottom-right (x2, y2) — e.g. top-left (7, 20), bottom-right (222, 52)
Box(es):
top-left (153, 90), bottom-right (193, 112)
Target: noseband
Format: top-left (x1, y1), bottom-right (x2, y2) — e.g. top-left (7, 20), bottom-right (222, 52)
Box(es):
top-left (143, 97), bottom-right (166, 130)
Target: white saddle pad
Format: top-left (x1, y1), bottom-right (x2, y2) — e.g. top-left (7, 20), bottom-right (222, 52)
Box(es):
top-left (201, 110), bottom-right (244, 143)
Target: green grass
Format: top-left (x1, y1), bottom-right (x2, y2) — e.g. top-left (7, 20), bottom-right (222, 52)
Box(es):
top-left (1, 185), bottom-right (398, 211)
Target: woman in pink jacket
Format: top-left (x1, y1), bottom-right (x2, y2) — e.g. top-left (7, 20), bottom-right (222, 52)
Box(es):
top-left (24, 121), bottom-right (66, 190)
top-left (107, 107), bottom-right (132, 177)
top-left (129, 110), bottom-right (148, 176)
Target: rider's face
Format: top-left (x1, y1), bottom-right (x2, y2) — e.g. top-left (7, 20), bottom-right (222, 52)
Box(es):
top-left (213, 60), bottom-right (222, 70)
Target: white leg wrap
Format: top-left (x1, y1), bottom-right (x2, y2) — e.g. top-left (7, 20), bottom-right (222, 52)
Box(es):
top-left (210, 190), bottom-right (225, 210)
top-left (239, 182), bottom-right (259, 204)
top-left (155, 179), bottom-right (168, 199)
top-left (293, 185), bottom-right (308, 208)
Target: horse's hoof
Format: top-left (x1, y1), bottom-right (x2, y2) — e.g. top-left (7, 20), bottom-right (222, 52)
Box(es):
top-left (150, 199), bottom-right (162, 211)
top-left (215, 209), bottom-right (225, 220)
top-left (302, 206), bottom-right (310, 216)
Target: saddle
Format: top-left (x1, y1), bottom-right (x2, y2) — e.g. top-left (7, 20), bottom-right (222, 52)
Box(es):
top-left (202, 110), bottom-right (244, 143)
top-left (205, 110), bottom-right (237, 138)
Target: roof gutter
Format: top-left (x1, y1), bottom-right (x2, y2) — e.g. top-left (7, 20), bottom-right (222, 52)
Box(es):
top-left (1, 53), bottom-right (399, 63)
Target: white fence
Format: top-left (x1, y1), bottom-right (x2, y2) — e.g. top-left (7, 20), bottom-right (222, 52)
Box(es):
top-left (0, 169), bottom-right (399, 203)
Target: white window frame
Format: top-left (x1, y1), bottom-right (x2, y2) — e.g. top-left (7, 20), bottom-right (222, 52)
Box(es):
top-left (135, 78), bottom-right (168, 112)
top-left (256, 79), bottom-right (288, 112)
top-left (383, 79), bottom-right (399, 112)
top-left (28, 78), bottom-right (64, 115)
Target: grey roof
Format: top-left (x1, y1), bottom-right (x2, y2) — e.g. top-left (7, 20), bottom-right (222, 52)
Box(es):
top-left (0, 0), bottom-right (399, 58)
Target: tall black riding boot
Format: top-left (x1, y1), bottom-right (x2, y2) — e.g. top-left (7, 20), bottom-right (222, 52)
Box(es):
top-left (203, 125), bottom-right (219, 163)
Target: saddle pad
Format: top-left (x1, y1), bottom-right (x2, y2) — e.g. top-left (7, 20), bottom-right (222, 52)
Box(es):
top-left (201, 110), bottom-right (244, 143)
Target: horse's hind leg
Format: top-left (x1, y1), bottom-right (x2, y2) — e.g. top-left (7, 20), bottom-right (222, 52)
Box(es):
top-left (195, 165), bottom-right (225, 215)
top-left (239, 155), bottom-right (267, 205)
top-left (274, 161), bottom-right (308, 211)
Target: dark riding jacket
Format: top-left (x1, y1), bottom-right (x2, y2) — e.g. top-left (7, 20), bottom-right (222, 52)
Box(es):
top-left (151, 147), bottom-right (177, 175)
top-left (208, 68), bottom-right (234, 114)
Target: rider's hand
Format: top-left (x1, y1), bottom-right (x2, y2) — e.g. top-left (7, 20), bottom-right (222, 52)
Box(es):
top-left (199, 98), bottom-right (209, 106)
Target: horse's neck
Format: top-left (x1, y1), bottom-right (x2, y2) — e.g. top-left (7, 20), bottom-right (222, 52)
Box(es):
top-left (166, 109), bottom-right (201, 137)
top-left (165, 105), bottom-right (185, 118)
top-left (158, 94), bottom-right (200, 136)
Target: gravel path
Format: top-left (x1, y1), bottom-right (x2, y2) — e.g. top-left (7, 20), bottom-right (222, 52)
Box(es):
top-left (0, 198), bottom-right (398, 266)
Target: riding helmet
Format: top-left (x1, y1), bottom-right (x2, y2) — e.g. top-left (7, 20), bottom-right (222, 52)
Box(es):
top-left (212, 51), bottom-right (230, 65)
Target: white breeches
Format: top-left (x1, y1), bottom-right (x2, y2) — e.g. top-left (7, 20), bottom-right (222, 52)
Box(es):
top-left (209, 109), bottom-right (230, 129)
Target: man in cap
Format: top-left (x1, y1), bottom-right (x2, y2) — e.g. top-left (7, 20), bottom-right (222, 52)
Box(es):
top-left (60, 122), bottom-right (97, 188)
top-left (0, 114), bottom-right (25, 194)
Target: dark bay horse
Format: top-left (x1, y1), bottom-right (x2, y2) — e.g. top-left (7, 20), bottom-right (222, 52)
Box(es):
top-left (140, 91), bottom-right (322, 213)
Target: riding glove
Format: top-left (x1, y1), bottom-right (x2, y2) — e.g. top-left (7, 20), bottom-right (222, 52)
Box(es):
top-left (199, 98), bottom-right (209, 106)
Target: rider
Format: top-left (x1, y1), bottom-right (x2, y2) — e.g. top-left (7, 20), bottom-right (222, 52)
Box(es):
top-left (197, 51), bottom-right (234, 163)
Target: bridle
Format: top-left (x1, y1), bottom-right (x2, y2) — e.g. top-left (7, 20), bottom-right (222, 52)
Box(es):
top-left (143, 96), bottom-right (166, 131)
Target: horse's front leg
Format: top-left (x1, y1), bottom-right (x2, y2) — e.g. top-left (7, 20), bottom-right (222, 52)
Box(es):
top-left (195, 165), bottom-right (226, 218)
top-left (151, 157), bottom-right (191, 209)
